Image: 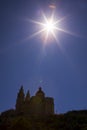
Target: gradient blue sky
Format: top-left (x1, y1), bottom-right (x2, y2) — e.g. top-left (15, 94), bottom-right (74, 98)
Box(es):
top-left (0, 0), bottom-right (87, 113)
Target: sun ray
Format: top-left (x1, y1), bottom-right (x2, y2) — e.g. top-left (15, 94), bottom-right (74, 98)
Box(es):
top-left (54, 16), bottom-right (68, 25)
top-left (44, 31), bottom-right (49, 43)
top-left (29, 19), bottom-right (45, 26)
top-left (54, 27), bottom-right (77, 37)
top-left (29, 28), bottom-right (46, 39)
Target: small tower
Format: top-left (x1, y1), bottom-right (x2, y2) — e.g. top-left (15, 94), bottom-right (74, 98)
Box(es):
top-left (25, 90), bottom-right (30, 101)
top-left (15, 86), bottom-right (25, 113)
top-left (35, 87), bottom-right (45, 98)
top-left (24, 90), bottom-right (30, 114)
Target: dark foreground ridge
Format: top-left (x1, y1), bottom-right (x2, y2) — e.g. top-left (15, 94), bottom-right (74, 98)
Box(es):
top-left (0, 110), bottom-right (87, 130)
top-left (0, 86), bottom-right (87, 129)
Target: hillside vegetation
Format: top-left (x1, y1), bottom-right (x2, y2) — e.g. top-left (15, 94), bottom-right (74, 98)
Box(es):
top-left (0, 110), bottom-right (87, 130)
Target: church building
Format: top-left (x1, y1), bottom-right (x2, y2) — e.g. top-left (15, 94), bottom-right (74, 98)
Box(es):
top-left (15, 86), bottom-right (54, 116)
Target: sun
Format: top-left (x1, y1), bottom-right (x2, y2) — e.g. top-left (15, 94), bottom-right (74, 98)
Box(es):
top-left (43, 18), bottom-right (55, 33)
top-left (29, 12), bottom-right (69, 43)
top-left (39, 14), bottom-right (58, 42)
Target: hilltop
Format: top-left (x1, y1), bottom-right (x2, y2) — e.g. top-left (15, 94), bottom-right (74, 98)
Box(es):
top-left (0, 110), bottom-right (87, 130)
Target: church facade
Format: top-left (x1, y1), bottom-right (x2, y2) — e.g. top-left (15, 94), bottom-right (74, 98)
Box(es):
top-left (15, 86), bottom-right (54, 116)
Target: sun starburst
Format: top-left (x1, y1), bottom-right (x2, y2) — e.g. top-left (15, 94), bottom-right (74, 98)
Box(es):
top-left (29, 13), bottom-right (60, 43)
top-left (28, 12), bottom-right (75, 44)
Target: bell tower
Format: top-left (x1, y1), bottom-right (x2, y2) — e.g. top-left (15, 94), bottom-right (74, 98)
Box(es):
top-left (15, 86), bottom-right (25, 113)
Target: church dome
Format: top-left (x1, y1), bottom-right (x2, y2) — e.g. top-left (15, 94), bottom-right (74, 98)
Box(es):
top-left (35, 87), bottom-right (45, 98)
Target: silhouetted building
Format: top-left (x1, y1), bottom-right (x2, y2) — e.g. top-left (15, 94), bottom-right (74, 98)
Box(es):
top-left (15, 86), bottom-right (54, 116)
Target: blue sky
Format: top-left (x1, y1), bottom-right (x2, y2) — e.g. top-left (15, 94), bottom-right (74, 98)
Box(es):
top-left (0, 0), bottom-right (87, 113)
